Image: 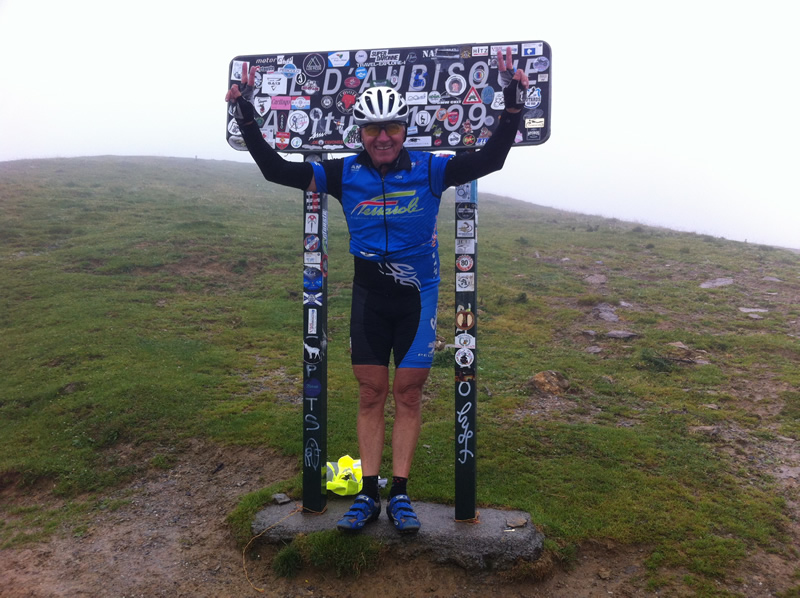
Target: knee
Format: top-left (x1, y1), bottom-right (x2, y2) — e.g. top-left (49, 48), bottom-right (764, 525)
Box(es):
top-left (359, 380), bottom-right (389, 410)
top-left (393, 383), bottom-right (423, 412)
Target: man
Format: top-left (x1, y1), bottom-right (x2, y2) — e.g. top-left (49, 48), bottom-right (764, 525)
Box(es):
top-left (226, 48), bottom-right (528, 533)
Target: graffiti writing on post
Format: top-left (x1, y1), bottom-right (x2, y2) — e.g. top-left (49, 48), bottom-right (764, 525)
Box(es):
top-left (456, 399), bottom-right (474, 464)
top-left (304, 438), bottom-right (321, 470)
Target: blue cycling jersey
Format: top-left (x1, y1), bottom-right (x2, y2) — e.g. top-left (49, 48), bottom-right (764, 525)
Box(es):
top-left (310, 149), bottom-right (451, 367)
top-left (237, 110), bottom-right (522, 368)
top-left (310, 150), bottom-right (451, 264)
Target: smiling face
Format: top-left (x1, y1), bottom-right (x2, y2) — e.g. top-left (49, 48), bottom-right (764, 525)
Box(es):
top-left (360, 122), bottom-right (406, 172)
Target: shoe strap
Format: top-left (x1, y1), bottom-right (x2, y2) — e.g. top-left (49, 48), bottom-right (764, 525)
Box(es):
top-left (345, 494), bottom-right (378, 516)
top-left (389, 495), bottom-right (418, 518)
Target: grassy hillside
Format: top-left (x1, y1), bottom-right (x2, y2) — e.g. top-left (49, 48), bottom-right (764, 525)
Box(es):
top-left (1, 156), bottom-right (799, 594)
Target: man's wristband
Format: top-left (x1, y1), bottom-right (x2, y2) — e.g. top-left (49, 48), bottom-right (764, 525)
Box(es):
top-left (232, 96), bottom-right (256, 124)
top-left (502, 79), bottom-right (526, 111)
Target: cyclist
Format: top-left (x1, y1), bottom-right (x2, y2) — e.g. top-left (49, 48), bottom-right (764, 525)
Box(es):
top-left (226, 48), bottom-right (528, 533)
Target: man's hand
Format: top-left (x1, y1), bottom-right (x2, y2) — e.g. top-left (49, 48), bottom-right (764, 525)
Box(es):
top-left (496, 47), bottom-right (529, 113)
top-left (225, 65), bottom-right (258, 123)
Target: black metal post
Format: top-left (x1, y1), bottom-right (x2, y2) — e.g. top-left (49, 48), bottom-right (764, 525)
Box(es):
top-left (453, 177), bottom-right (478, 521)
top-left (302, 155), bottom-right (328, 513)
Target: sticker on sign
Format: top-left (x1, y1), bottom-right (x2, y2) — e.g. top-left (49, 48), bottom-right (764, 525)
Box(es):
top-left (227, 40), bottom-right (551, 153)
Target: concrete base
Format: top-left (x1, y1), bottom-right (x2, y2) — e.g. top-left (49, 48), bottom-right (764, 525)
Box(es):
top-left (252, 496), bottom-right (544, 571)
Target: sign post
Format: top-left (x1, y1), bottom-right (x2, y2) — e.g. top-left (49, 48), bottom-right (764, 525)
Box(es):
top-left (227, 40), bottom-right (551, 519)
top-left (453, 179), bottom-right (479, 521)
top-left (302, 156), bottom-right (328, 513)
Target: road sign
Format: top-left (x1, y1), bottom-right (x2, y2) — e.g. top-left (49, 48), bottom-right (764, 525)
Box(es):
top-left (227, 40), bottom-right (551, 154)
top-left (229, 39), bottom-right (552, 520)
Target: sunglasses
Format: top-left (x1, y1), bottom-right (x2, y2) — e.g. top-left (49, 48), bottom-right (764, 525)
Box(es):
top-left (360, 122), bottom-right (406, 138)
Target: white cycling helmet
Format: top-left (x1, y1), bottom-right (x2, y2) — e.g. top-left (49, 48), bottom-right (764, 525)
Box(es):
top-left (352, 86), bottom-right (409, 125)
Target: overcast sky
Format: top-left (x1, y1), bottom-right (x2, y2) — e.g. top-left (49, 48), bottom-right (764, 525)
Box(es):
top-left (1, 0), bottom-right (797, 248)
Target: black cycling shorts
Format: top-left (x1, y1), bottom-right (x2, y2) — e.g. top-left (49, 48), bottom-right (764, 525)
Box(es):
top-left (350, 256), bottom-right (439, 368)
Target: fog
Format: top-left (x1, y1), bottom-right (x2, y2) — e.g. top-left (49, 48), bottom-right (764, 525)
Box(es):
top-left (1, 0), bottom-right (796, 248)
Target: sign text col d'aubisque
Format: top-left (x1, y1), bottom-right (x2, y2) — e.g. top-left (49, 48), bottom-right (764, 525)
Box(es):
top-left (227, 40), bottom-right (552, 154)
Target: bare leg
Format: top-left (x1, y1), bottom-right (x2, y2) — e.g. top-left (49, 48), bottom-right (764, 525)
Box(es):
top-left (391, 367), bottom-right (430, 478)
top-left (353, 364), bottom-right (390, 477)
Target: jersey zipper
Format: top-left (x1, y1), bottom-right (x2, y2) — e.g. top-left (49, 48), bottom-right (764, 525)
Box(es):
top-left (381, 174), bottom-right (389, 260)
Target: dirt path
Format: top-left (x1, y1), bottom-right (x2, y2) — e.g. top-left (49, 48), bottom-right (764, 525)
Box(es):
top-left (1, 438), bottom-right (797, 597)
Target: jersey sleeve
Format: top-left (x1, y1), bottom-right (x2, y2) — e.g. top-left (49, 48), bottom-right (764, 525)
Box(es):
top-left (239, 121), bottom-right (314, 190)
top-left (443, 110), bottom-right (522, 188)
top-left (310, 162), bottom-right (328, 195)
top-left (429, 154), bottom-right (453, 198)
top-left (317, 159), bottom-right (344, 200)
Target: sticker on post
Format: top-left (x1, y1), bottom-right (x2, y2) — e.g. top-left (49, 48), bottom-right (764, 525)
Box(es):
top-left (456, 255), bottom-right (474, 271)
top-left (307, 308), bottom-right (318, 334)
top-left (456, 203), bottom-right (475, 219)
top-left (304, 234), bottom-right (321, 251)
top-left (304, 292), bottom-right (323, 306)
top-left (455, 238), bottom-right (475, 254)
top-left (455, 310), bottom-right (475, 331)
top-left (455, 332), bottom-right (476, 349)
top-left (304, 266), bottom-right (323, 290)
top-left (305, 213), bottom-right (319, 234)
top-left (304, 378), bottom-right (322, 397)
top-left (455, 348), bottom-right (475, 368)
top-left (457, 220), bottom-right (475, 238)
top-left (303, 336), bottom-right (324, 364)
top-left (456, 272), bottom-right (475, 291)
top-left (455, 185), bottom-right (472, 203)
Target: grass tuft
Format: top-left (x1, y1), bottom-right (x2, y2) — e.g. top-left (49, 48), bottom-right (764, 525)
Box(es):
top-left (2, 157), bottom-right (800, 593)
top-left (292, 530), bottom-right (381, 577)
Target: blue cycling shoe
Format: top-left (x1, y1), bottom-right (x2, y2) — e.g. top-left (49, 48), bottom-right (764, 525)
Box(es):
top-left (387, 494), bottom-right (421, 533)
top-left (336, 494), bottom-right (381, 532)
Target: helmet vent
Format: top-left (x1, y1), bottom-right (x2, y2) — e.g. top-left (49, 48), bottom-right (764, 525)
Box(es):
top-left (352, 86), bottom-right (409, 125)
